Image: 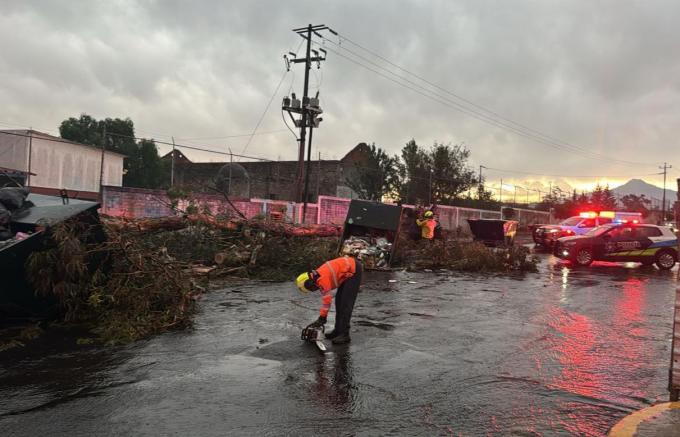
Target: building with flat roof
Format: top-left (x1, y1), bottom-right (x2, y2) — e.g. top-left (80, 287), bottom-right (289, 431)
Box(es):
top-left (0, 130), bottom-right (125, 200)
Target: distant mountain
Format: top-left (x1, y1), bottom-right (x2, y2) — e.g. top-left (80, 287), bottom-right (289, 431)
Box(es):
top-left (611, 179), bottom-right (676, 202)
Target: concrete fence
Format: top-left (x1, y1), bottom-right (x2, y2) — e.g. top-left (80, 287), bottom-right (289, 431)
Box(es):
top-left (101, 186), bottom-right (552, 233)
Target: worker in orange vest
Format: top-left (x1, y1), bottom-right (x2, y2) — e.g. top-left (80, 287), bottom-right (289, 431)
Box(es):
top-left (296, 256), bottom-right (363, 344)
top-left (416, 210), bottom-right (437, 240)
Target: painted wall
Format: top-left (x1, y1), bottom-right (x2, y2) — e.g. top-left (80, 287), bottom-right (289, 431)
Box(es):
top-left (0, 131), bottom-right (123, 192)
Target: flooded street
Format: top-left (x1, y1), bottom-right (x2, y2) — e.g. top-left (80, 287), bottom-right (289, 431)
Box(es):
top-left (0, 254), bottom-right (676, 436)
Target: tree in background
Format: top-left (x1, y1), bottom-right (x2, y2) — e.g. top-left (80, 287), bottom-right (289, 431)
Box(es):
top-left (60, 114), bottom-right (166, 189)
top-left (429, 142), bottom-right (476, 204)
top-left (396, 139), bottom-right (431, 204)
top-left (394, 140), bottom-right (477, 205)
top-left (589, 184), bottom-right (618, 210)
top-left (344, 143), bottom-right (398, 201)
top-left (620, 194), bottom-right (651, 217)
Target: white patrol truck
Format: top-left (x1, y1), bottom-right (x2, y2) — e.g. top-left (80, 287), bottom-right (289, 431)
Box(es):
top-left (532, 211), bottom-right (643, 247)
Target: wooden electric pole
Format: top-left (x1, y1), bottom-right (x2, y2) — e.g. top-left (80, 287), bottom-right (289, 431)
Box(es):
top-left (660, 162), bottom-right (672, 224)
top-left (283, 24), bottom-right (333, 222)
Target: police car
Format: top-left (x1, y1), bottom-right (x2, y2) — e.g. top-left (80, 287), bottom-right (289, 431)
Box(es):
top-left (533, 211), bottom-right (642, 247)
top-left (554, 222), bottom-right (678, 269)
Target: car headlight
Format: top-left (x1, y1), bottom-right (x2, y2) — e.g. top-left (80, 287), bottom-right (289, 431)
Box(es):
top-left (548, 229), bottom-right (560, 233)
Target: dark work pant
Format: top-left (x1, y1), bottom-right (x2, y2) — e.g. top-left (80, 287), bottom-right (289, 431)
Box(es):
top-left (334, 261), bottom-right (362, 334)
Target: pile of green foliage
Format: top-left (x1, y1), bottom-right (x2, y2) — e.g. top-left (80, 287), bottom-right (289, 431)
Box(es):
top-left (26, 220), bottom-right (199, 344)
top-left (395, 239), bottom-right (539, 273)
top-left (143, 222), bottom-right (338, 282)
top-left (248, 235), bottom-right (338, 281)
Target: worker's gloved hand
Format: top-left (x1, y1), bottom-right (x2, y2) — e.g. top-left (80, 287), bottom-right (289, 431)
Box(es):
top-left (308, 316), bottom-right (326, 328)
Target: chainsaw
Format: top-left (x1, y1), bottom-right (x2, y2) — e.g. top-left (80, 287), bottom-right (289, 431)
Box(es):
top-left (301, 324), bottom-right (327, 352)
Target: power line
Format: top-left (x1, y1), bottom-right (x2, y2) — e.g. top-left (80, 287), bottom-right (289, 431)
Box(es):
top-left (176, 130), bottom-right (289, 141)
top-left (241, 69), bottom-right (290, 155)
top-left (314, 42), bottom-right (623, 166)
top-left (0, 129), bottom-right (275, 162)
top-left (317, 33), bottom-right (659, 168)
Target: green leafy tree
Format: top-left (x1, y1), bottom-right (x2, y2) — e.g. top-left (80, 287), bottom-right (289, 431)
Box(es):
top-left (620, 194), bottom-right (651, 217)
top-left (589, 184), bottom-right (618, 210)
top-left (59, 114), bottom-right (166, 189)
top-left (345, 143), bottom-right (398, 201)
top-left (429, 142), bottom-right (476, 205)
top-left (396, 139), bottom-right (431, 204)
top-left (396, 140), bottom-right (477, 205)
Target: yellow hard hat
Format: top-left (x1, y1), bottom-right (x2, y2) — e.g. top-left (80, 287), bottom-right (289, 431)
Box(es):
top-left (296, 272), bottom-right (316, 293)
top-left (424, 211), bottom-right (434, 218)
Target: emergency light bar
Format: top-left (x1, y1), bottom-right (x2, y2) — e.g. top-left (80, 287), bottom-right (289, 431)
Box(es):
top-left (578, 211), bottom-right (617, 219)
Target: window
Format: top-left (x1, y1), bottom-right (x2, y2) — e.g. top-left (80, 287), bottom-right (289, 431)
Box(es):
top-left (560, 217), bottom-right (582, 226)
top-left (637, 226), bottom-right (662, 238)
top-left (608, 226), bottom-right (634, 239)
top-left (581, 218), bottom-right (596, 227)
top-left (597, 217), bottom-right (613, 225)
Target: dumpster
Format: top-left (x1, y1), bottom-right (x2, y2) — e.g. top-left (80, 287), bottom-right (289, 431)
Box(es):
top-left (467, 219), bottom-right (518, 247)
top-left (338, 199), bottom-right (404, 269)
top-left (1, 192), bottom-right (104, 317)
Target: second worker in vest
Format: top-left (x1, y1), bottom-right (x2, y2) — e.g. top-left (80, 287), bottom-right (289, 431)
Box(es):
top-left (296, 256), bottom-right (363, 344)
top-left (416, 210), bottom-right (437, 240)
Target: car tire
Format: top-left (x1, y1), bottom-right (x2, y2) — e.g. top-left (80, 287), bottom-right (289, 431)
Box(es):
top-left (573, 248), bottom-right (593, 267)
top-left (654, 249), bottom-right (676, 270)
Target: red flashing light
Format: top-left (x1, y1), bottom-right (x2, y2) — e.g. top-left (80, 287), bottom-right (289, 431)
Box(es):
top-left (632, 219), bottom-right (639, 224)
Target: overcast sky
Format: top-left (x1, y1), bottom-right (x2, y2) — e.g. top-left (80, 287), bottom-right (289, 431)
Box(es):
top-left (1, 0), bottom-right (679, 197)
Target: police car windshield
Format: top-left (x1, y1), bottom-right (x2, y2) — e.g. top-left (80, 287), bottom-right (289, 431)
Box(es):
top-left (586, 224), bottom-right (617, 237)
top-left (560, 217), bottom-right (582, 226)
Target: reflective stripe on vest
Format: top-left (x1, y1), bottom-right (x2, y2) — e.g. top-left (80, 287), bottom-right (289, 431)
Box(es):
top-left (325, 261), bottom-right (339, 289)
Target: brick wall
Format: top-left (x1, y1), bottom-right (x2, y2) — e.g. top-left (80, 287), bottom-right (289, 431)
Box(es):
top-left (173, 160), bottom-right (345, 202)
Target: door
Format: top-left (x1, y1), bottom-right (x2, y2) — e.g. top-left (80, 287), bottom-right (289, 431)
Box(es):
top-left (602, 225), bottom-right (638, 261)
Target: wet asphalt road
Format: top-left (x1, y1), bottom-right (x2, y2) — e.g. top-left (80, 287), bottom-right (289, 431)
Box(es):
top-left (0, 254), bottom-right (677, 436)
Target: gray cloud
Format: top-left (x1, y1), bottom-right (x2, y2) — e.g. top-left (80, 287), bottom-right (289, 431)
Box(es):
top-left (1, 0), bottom-right (679, 190)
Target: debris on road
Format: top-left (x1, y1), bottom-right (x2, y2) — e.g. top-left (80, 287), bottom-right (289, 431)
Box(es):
top-left (340, 235), bottom-right (392, 269)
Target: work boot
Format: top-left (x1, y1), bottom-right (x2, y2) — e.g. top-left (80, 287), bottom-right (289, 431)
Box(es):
top-left (325, 330), bottom-right (339, 339)
top-left (331, 333), bottom-right (351, 344)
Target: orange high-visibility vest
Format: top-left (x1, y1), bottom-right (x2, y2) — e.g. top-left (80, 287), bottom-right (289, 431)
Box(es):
top-left (416, 218), bottom-right (436, 239)
top-left (314, 256), bottom-right (356, 317)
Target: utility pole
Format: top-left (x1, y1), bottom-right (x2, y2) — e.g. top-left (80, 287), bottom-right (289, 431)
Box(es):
top-left (302, 124), bottom-right (314, 218)
top-left (99, 125), bottom-right (107, 202)
top-left (27, 129), bottom-right (33, 187)
top-left (171, 136), bottom-right (176, 187)
top-left (228, 148), bottom-right (233, 195)
top-left (316, 151), bottom-right (321, 199)
top-left (660, 162), bottom-right (672, 224)
top-left (677, 178), bottom-right (680, 232)
top-left (478, 165), bottom-right (487, 200)
top-left (499, 178), bottom-right (503, 203)
top-left (283, 24), bottom-right (332, 222)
